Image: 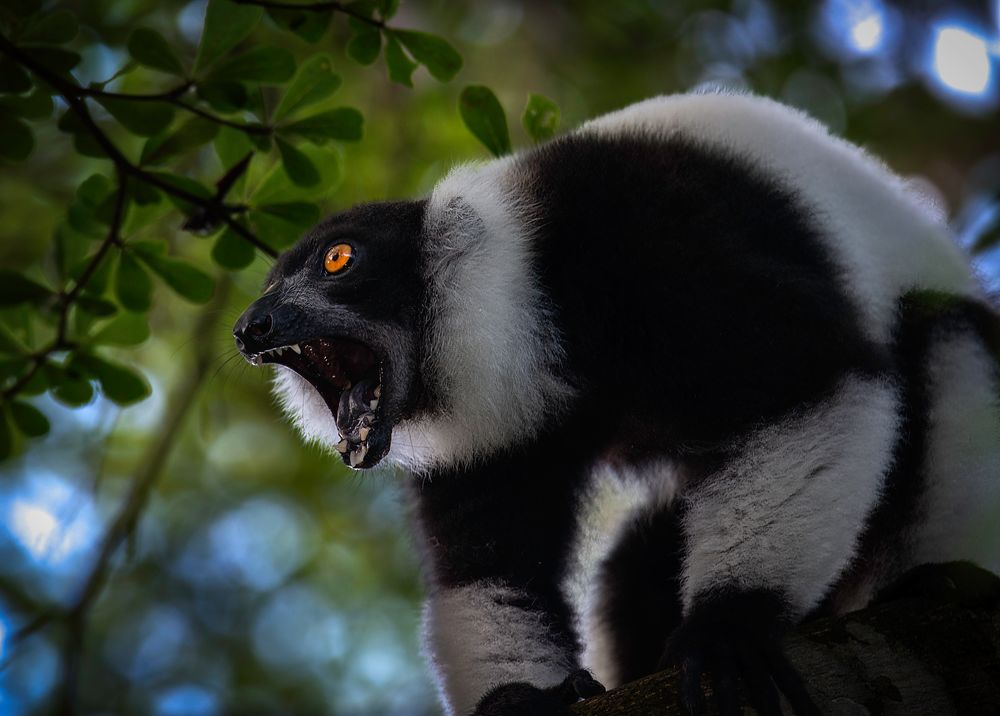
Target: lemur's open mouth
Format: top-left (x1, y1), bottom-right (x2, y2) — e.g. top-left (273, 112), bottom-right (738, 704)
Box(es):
top-left (250, 337), bottom-right (385, 468)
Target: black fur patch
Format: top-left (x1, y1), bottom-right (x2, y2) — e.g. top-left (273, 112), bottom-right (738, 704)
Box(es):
top-left (517, 132), bottom-right (888, 453)
top-left (595, 501), bottom-right (686, 684)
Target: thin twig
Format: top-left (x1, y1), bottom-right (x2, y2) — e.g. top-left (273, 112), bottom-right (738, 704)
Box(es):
top-left (53, 280), bottom-right (232, 715)
top-left (231, 0), bottom-right (387, 29)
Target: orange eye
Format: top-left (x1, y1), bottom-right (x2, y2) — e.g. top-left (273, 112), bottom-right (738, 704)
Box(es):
top-left (324, 243), bottom-right (354, 274)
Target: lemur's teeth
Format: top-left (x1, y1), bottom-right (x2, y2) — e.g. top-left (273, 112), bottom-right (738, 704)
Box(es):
top-left (374, 385), bottom-right (381, 399)
top-left (350, 445), bottom-right (368, 467)
top-left (276, 347), bottom-right (284, 356)
top-left (290, 343), bottom-right (301, 354)
top-left (335, 439), bottom-right (348, 453)
top-left (358, 426), bottom-right (370, 441)
top-left (369, 399), bottom-right (379, 410)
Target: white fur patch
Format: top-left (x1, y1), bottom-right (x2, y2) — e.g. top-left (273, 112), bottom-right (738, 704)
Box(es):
top-left (681, 376), bottom-right (899, 615)
top-left (387, 161), bottom-right (574, 471)
top-left (271, 365), bottom-right (342, 448)
top-left (422, 582), bottom-right (576, 716)
top-left (561, 461), bottom-right (680, 689)
top-left (914, 333), bottom-right (1000, 572)
top-left (579, 93), bottom-right (980, 343)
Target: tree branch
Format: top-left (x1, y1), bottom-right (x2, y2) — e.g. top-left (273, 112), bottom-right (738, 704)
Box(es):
top-left (572, 595), bottom-right (1000, 715)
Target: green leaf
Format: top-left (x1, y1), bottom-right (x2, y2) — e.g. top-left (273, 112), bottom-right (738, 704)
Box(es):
top-left (214, 126), bottom-right (256, 170)
top-left (128, 180), bottom-right (161, 207)
top-left (378, 0), bottom-right (400, 20)
top-left (383, 33), bottom-right (416, 87)
top-left (127, 28), bottom-right (185, 76)
top-left (251, 145), bottom-right (341, 204)
top-left (275, 54), bottom-right (342, 121)
top-left (0, 270), bottom-right (52, 307)
top-left (347, 23), bottom-right (381, 66)
top-left (21, 9), bottom-right (78, 44)
top-left (459, 85), bottom-right (511, 157)
top-left (257, 202), bottom-right (321, 227)
top-left (56, 110), bottom-right (106, 158)
top-left (281, 108), bottom-right (363, 144)
top-left (76, 295), bottom-right (118, 317)
top-left (522, 93), bottom-right (559, 143)
top-left (195, 0), bottom-right (263, 72)
top-left (0, 58), bottom-right (32, 93)
top-left (53, 377), bottom-right (94, 406)
top-left (9, 401), bottom-right (49, 437)
top-left (115, 252), bottom-right (152, 311)
top-left (0, 323), bottom-right (26, 355)
top-left (76, 354), bottom-right (150, 406)
top-left (394, 30), bottom-right (462, 82)
top-left (97, 97), bottom-right (174, 137)
top-left (92, 312), bottom-right (149, 346)
top-left (212, 228), bottom-right (255, 269)
top-left (251, 202), bottom-right (321, 248)
top-left (6, 0), bottom-right (42, 20)
top-left (275, 136), bottom-right (320, 187)
top-left (196, 80), bottom-right (249, 112)
top-left (0, 89), bottom-right (51, 119)
top-left (132, 247), bottom-right (215, 304)
top-left (0, 411), bottom-right (10, 461)
top-left (78, 173), bottom-right (113, 207)
top-left (21, 46), bottom-right (80, 73)
top-left (148, 172), bottom-right (213, 214)
top-left (205, 47), bottom-right (295, 84)
top-left (0, 114), bottom-right (35, 161)
top-left (265, 7), bottom-right (331, 42)
top-left (141, 117), bottom-right (219, 165)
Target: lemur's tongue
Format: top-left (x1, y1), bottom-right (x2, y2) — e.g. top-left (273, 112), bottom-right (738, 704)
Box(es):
top-left (335, 379), bottom-right (379, 463)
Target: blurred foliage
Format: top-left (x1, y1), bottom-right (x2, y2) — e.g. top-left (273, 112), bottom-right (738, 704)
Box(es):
top-left (0, 0), bottom-right (998, 714)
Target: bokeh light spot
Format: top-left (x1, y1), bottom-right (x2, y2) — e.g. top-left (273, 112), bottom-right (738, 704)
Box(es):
top-left (933, 26), bottom-right (991, 95)
top-left (851, 14), bottom-right (883, 52)
top-left (154, 684), bottom-right (219, 716)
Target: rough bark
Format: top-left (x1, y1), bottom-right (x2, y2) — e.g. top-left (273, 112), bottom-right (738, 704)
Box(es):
top-left (571, 597), bottom-right (1000, 715)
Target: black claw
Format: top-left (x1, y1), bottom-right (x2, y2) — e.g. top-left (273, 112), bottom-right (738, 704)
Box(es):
top-left (737, 641), bottom-right (783, 716)
top-left (567, 670), bottom-right (606, 700)
top-left (680, 653), bottom-right (708, 716)
top-left (709, 644), bottom-right (742, 716)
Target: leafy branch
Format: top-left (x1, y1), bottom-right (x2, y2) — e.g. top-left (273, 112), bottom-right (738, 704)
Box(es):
top-left (0, 33), bottom-right (271, 253)
top-left (0, 169), bottom-right (128, 402)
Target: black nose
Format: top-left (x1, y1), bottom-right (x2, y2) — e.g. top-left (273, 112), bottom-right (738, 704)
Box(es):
top-left (233, 311), bottom-right (273, 353)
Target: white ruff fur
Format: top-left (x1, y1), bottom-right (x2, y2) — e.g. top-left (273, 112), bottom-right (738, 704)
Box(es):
top-left (580, 93), bottom-right (980, 343)
top-left (387, 161), bottom-right (574, 471)
top-left (561, 461), bottom-right (680, 689)
top-left (271, 365), bottom-right (341, 448)
top-left (422, 582), bottom-right (576, 716)
top-left (681, 376), bottom-right (899, 615)
top-left (915, 333), bottom-right (1000, 572)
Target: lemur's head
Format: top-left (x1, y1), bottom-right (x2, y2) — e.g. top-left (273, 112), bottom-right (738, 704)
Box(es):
top-left (233, 201), bottom-right (428, 470)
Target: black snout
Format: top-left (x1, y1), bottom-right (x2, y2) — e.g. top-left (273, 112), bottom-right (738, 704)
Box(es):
top-left (233, 302), bottom-right (276, 354)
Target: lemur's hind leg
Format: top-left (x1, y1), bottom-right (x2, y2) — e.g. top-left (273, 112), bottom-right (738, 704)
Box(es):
top-left (663, 376), bottom-right (900, 715)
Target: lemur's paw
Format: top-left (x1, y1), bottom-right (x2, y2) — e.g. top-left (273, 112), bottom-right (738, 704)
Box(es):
top-left (472, 670), bottom-right (605, 715)
top-left (658, 590), bottom-right (819, 716)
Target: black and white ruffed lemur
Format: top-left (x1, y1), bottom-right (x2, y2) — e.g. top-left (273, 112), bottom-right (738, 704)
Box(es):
top-left (233, 93), bottom-right (1000, 715)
